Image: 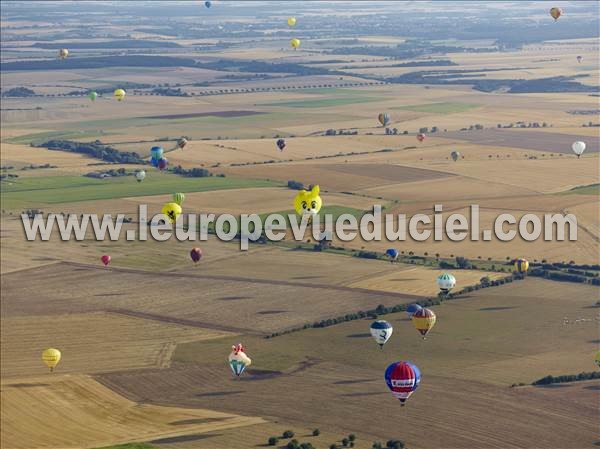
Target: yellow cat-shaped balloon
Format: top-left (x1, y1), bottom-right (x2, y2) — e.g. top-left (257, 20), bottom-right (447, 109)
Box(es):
top-left (293, 185), bottom-right (322, 218)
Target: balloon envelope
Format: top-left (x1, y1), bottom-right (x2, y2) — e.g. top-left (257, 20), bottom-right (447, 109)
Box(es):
top-left (228, 344), bottom-right (251, 376)
top-left (385, 248), bottom-right (399, 259)
top-left (177, 138), bottom-right (188, 149)
top-left (412, 308), bottom-right (436, 338)
top-left (173, 192), bottom-right (185, 205)
top-left (190, 248), bottom-right (202, 263)
top-left (514, 258), bottom-right (529, 273)
top-left (89, 91), bottom-right (98, 101)
top-left (135, 170), bottom-right (146, 182)
top-left (451, 151), bottom-right (460, 161)
top-left (406, 303), bottom-right (422, 317)
top-left (370, 320), bottom-right (393, 347)
top-left (378, 112), bottom-right (390, 126)
top-left (42, 348), bottom-right (61, 371)
top-left (290, 38), bottom-right (301, 49)
top-left (572, 141), bottom-right (586, 158)
top-left (150, 146), bottom-right (164, 160)
top-left (162, 202), bottom-right (182, 223)
top-left (276, 138), bottom-right (286, 151)
top-left (287, 17), bottom-right (296, 26)
top-left (385, 361), bottom-right (421, 405)
top-left (114, 89), bottom-right (126, 101)
top-left (293, 185), bottom-right (322, 217)
top-left (58, 49), bottom-right (69, 59)
top-left (101, 255), bottom-right (111, 266)
top-left (157, 158), bottom-right (168, 171)
top-left (205, 1), bottom-right (211, 8)
top-left (417, 133), bottom-right (426, 142)
top-left (550, 7), bottom-right (562, 20)
top-left (437, 273), bottom-right (456, 292)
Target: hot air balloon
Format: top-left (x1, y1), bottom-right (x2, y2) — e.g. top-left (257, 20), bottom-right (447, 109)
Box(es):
top-left (406, 303), bottom-right (422, 318)
top-left (162, 202), bottom-right (182, 224)
top-left (176, 138), bottom-right (188, 150)
top-left (384, 361), bottom-right (421, 406)
top-left (370, 320), bottom-right (393, 349)
top-left (101, 255), bottom-right (111, 266)
top-left (173, 192), bottom-right (185, 206)
top-left (572, 141), bottom-right (586, 158)
top-left (294, 185), bottom-right (322, 218)
top-left (417, 133), bottom-right (426, 142)
top-left (577, 55), bottom-right (583, 63)
top-left (89, 91), bottom-right (98, 101)
top-left (287, 17), bottom-right (296, 27)
top-left (291, 38), bottom-right (301, 50)
top-left (205, 1), bottom-right (212, 8)
top-left (437, 273), bottom-right (456, 294)
top-left (596, 351), bottom-right (600, 368)
top-left (228, 343), bottom-right (251, 377)
top-left (150, 146), bottom-right (164, 160)
top-left (135, 170), bottom-right (146, 183)
top-left (451, 151), bottom-right (460, 162)
top-left (114, 89), bottom-right (126, 101)
top-left (58, 49), bottom-right (69, 59)
top-left (412, 308), bottom-right (436, 339)
top-left (190, 247), bottom-right (202, 263)
top-left (514, 258), bottom-right (529, 273)
top-left (157, 158), bottom-right (168, 171)
top-left (276, 138), bottom-right (286, 151)
top-left (386, 248), bottom-right (399, 262)
top-left (378, 112), bottom-right (390, 127)
top-left (550, 7), bottom-right (562, 21)
top-left (42, 348), bottom-right (61, 372)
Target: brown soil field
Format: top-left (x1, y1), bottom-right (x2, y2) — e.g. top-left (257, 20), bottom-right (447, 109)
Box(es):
top-left (0, 374), bottom-right (264, 449)
top-left (1, 312), bottom-right (230, 378)
top-left (1, 262), bottom-right (424, 334)
top-left (96, 278), bottom-right (599, 449)
top-left (441, 128), bottom-right (599, 154)
top-left (222, 162), bottom-right (453, 192)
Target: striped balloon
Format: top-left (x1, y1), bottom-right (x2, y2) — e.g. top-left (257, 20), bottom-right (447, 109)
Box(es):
top-left (173, 192), bottom-right (185, 206)
top-left (514, 258), bottom-right (529, 273)
top-left (412, 308), bottom-right (436, 339)
top-left (385, 361), bottom-right (421, 406)
top-left (437, 273), bottom-right (456, 293)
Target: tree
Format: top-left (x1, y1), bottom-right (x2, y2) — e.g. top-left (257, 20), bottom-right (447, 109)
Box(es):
top-left (330, 445), bottom-right (339, 449)
top-left (386, 440), bottom-right (405, 449)
top-left (312, 429), bottom-right (320, 436)
top-left (268, 437), bottom-right (279, 446)
top-left (342, 438), bottom-right (349, 447)
top-left (349, 434), bottom-right (356, 442)
top-left (287, 440), bottom-right (300, 449)
top-left (480, 276), bottom-right (491, 287)
top-left (283, 430), bottom-right (295, 439)
top-left (300, 444), bottom-right (315, 449)
top-left (372, 443), bottom-right (383, 449)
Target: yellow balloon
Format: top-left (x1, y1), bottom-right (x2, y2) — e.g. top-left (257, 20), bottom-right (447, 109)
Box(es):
top-left (287, 17), bottom-right (296, 27)
top-left (162, 202), bottom-right (182, 224)
top-left (114, 88), bottom-right (126, 101)
top-left (294, 185), bottom-right (322, 217)
top-left (412, 308), bottom-right (436, 339)
top-left (290, 38), bottom-right (301, 49)
top-left (514, 258), bottom-right (529, 273)
top-left (42, 348), bottom-right (61, 372)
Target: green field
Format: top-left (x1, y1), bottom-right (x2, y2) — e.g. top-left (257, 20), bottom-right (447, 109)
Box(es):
top-left (0, 175), bottom-right (282, 209)
top-left (563, 183), bottom-right (600, 195)
top-left (393, 102), bottom-right (480, 114)
top-left (5, 130), bottom-right (111, 145)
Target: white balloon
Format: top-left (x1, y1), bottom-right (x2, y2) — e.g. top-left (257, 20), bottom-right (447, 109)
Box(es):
top-left (572, 141), bottom-right (586, 158)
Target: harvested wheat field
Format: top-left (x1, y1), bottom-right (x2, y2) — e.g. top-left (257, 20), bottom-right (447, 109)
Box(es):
top-left (1, 262), bottom-right (424, 334)
top-left (346, 266), bottom-right (504, 296)
top-left (0, 374), bottom-right (264, 449)
top-left (1, 312), bottom-right (230, 378)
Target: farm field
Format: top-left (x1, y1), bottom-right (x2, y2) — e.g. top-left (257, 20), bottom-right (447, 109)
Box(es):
top-left (1, 2), bottom-right (599, 449)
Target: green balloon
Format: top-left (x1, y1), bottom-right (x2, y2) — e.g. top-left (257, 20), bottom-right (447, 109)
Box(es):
top-left (89, 91), bottom-right (98, 101)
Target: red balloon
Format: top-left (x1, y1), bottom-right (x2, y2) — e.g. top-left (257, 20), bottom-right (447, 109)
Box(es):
top-left (417, 133), bottom-right (426, 142)
top-left (190, 247), bottom-right (202, 263)
top-left (101, 255), bottom-right (111, 266)
top-left (157, 158), bottom-right (168, 171)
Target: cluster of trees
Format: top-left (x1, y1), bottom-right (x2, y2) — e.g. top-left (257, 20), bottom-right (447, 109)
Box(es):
top-left (529, 268), bottom-right (599, 285)
top-left (1, 87), bottom-right (36, 97)
top-left (171, 165), bottom-right (220, 178)
top-left (84, 168), bottom-right (132, 178)
top-left (268, 430), bottom-right (318, 449)
top-left (325, 129), bottom-right (359, 136)
top-left (372, 440), bottom-right (405, 449)
top-left (533, 371), bottom-right (600, 386)
top-left (39, 140), bottom-right (144, 164)
top-left (287, 180), bottom-right (305, 190)
top-left (0, 173), bottom-right (19, 180)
